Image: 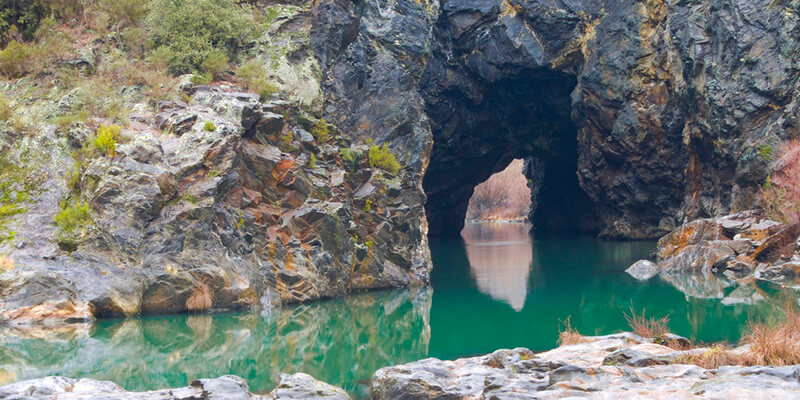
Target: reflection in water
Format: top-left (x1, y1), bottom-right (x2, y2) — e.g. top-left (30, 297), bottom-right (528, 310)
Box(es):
top-left (0, 288), bottom-right (432, 398)
top-left (462, 222), bottom-right (533, 311)
top-left (3, 227), bottom-right (800, 397)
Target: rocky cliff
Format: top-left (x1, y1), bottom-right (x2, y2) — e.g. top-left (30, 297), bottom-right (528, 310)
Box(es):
top-left (2, 0), bottom-right (800, 322)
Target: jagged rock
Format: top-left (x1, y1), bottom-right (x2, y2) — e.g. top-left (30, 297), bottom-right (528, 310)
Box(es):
top-left (656, 220), bottom-right (726, 260)
top-left (750, 223), bottom-right (800, 263)
top-left (371, 333), bottom-right (800, 400)
top-left (625, 259), bottom-right (658, 281)
top-left (266, 373), bottom-right (351, 400)
top-left (0, 375), bottom-right (259, 400)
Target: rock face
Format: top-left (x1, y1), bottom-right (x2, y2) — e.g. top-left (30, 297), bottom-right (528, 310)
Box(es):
top-left (0, 81), bottom-right (430, 324)
top-left (371, 333), bottom-right (800, 399)
top-left (4, 0), bottom-right (800, 321)
top-left (315, 0), bottom-right (800, 238)
top-left (0, 374), bottom-right (351, 400)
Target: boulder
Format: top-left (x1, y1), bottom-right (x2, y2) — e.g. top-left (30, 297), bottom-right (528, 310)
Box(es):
top-left (625, 259), bottom-right (658, 281)
top-left (656, 220), bottom-right (726, 260)
top-left (266, 373), bottom-right (351, 400)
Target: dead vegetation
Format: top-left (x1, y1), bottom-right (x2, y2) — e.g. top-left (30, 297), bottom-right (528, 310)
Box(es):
top-left (762, 140), bottom-right (800, 224)
top-left (557, 316), bottom-right (586, 346)
top-left (0, 254), bottom-right (13, 272)
top-left (558, 303), bottom-right (800, 370)
top-left (624, 307), bottom-right (671, 341)
top-left (466, 159), bottom-right (532, 222)
top-left (186, 283), bottom-right (214, 312)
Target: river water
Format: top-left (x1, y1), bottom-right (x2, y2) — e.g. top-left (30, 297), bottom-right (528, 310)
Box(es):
top-left (0, 222), bottom-right (795, 398)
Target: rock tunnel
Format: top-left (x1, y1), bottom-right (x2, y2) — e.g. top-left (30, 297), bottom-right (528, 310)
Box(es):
top-left (420, 3), bottom-right (599, 237)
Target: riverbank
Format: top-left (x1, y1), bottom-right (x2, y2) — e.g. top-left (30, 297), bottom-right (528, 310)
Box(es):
top-left (4, 332), bottom-right (799, 399)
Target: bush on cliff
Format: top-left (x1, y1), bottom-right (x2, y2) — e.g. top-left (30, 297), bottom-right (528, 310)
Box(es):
top-left (147, 0), bottom-right (258, 75)
top-left (761, 140), bottom-right (800, 224)
top-left (368, 142), bottom-right (402, 175)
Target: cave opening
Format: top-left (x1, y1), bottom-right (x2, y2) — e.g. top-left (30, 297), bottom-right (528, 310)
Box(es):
top-left (464, 159), bottom-right (532, 224)
top-left (421, 67), bottom-right (599, 237)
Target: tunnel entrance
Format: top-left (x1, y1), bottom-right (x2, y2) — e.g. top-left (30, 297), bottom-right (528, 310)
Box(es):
top-left (417, 2), bottom-right (606, 238)
top-left (421, 67), bottom-right (598, 237)
top-left (464, 159), bottom-right (532, 224)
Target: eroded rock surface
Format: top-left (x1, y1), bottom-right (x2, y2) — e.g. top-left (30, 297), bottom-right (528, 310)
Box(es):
top-left (0, 374), bottom-right (351, 400)
top-left (371, 334), bottom-right (800, 399)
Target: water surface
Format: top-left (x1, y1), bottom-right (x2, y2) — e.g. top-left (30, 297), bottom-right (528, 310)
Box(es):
top-left (1, 222), bottom-right (795, 398)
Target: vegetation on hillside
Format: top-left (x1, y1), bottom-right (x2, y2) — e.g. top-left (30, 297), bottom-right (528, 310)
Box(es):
top-left (466, 159), bottom-right (532, 222)
top-left (762, 140), bottom-right (800, 224)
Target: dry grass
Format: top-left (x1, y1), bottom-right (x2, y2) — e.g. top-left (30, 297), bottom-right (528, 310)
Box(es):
top-left (625, 307), bottom-right (671, 340)
top-left (185, 283), bottom-right (214, 312)
top-left (740, 306), bottom-right (800, 366)
top-left (0, 254), bottom-right (13, 272)
top-left (558, 316), bottom-right (586, 346)
top-left (675, 344), bottom-right (741, 369)
top-left (762, 140), bottom-right (800, 224)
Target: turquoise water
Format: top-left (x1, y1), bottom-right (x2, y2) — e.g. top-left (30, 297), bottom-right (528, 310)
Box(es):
top-left (0, 222), bottom-right (795, 398)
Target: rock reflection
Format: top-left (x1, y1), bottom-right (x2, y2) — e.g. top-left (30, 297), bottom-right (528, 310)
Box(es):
top-left (658, 273), bottom-right (734, 299)
top-left (462, 222), bottom-right (533, 311)
top-left (0, 287), bottom-right (432, 398)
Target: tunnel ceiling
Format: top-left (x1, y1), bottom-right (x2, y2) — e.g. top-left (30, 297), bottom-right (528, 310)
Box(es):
top-left (420, 1), bottom-right (601, 236)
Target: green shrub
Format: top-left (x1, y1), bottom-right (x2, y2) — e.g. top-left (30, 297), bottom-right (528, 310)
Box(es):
top-left (147, 0), bottom-right (258, 75)
top-left (339, 148), bottom-right (362, 170)
top-left (236, 59), bottom-right (278, 100)
top-left (0, 40), bottom-right (27, 78)
top-left (98, 0), bottom-right (149, 27)
top-left (308, 153), bottom-right (316, 169)
top-left (54, 200), bottom-right (91, 251)
top-left (368, 142), bottom-right (402, 174)
top-left (0, 93), bottom-right (12, 120)
top-left (311, 118), bottom-right (329, 143)
top-left (0, 0), bottom-right (47, 42)
top-left (201, 50), bottom-right (229, 80)
top-left (92, 124), bottom-right (123, 157)
top-left (203, 121), bottom-right (216, 132)
top-left (190, 73), bottom-right (213, 85)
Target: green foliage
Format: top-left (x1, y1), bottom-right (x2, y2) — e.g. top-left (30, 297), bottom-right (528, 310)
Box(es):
top-left (368, 142), bottom-right (402, 174)
top-left (0, 92), bottom-right (12, 120)
top-left (0, 151), bottom-right (39, 245)
top-left (759, 145), bottom-right (774, 162)
top-left (93, 124), bottom-right (123, 158)
top-left (54, 200), bottom-right (91, 252)
top-left (308, 153), bottom-right (317, 169)
top-left (339, 148), bottom-right (362, 170)
top-left (203, 121), bottom-right (217, 132)
top-left (201, 50), bottom-right (228, 80)
top-left (0, 40), bottom-right (27, 78)
top-left (363, 199), bottom-right (373, 212)
top-left (0, 0), bottom-right (47, 43)
top-left (98, 0), bottom-right (150, 27)
top-left (236, 59), bottom-right (278, 100)
top-left (190, 72), bottom-right (213, 85)
top-left (147, 0), bottom-right (258, 75)
top-left (311, 118), bottom-right (329, 143)
top-left (167, 192), bottom-right (199, 205)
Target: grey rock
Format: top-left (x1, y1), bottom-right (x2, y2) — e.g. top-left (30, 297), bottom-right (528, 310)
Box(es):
top-left (266, 373), bottom-right (351, 400)
top-left (625, 259), bottom-right (658, 281)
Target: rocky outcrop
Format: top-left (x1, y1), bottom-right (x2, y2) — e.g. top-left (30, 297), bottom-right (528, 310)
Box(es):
top-left (4, 0), bottom-right (800, 321)
top-left (629, 210), bottom-right (800, 287)
top-left (0, 78), bottom-right (430, 324)
top-left (0, 374), bottom-right (351, 400)
top-left (315, 0), bottom-right (800, 238)
top-left (371, 333), bottom-right (800, 399)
